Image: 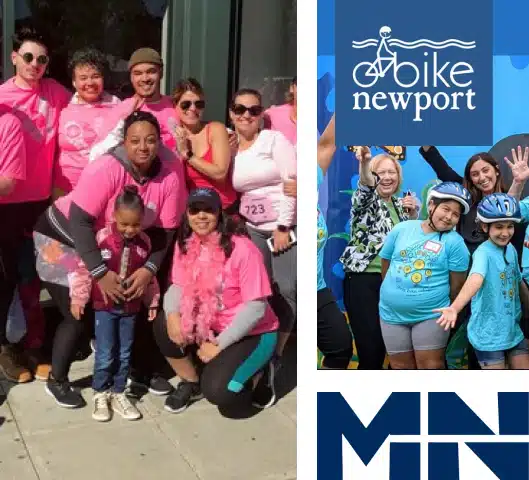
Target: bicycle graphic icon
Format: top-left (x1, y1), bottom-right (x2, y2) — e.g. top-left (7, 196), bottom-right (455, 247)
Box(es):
top-left (352, 26), bottom-right (476, 88)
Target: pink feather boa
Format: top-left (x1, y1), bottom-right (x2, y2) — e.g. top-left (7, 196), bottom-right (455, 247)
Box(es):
top-left (178, 232), bottom-right (226, 344)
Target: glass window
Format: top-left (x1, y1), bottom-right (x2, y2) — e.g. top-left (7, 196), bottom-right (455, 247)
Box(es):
top-left (237, 0), bottom-right (296, 107)
top-left (14, 0), bottom-right (168, 98)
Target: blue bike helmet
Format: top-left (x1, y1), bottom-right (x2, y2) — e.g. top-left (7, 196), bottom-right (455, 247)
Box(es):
top-left (477, 193), bottom-right (521, 223)
top-left (427, 182), bottom-right (472, 215)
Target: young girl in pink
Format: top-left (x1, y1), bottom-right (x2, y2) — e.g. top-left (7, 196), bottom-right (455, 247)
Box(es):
top-left (69, 186), bottom-right (159, 422)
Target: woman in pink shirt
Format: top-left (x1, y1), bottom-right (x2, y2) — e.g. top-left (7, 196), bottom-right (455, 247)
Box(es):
top-left (263, 76), bottom-right (297, 146)
top-left (230, 88), bottom-right (297, 369)
top-left (153, 188), bottom-right (279, 413)
top-left (53, 48), bottom-right (121, 197)
top-left (172, 78), bottom-right (239, 215)
top-left (33, 111), bottom-right (187, 409)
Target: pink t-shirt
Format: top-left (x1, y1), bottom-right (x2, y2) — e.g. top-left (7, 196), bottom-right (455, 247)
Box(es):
top-left (171, 235), bottom-right (278, 335)
top-left (264, 103), bottom-right (297, 146)
top-left (0, 112), bottom-right (26, 204)
top-left (99, 95), bottom-right (178, 151)
top-left (0, 77), bottom-right (71, 203)
top-left (55, 147), bottom-right (187, 231)
top-left (55, 93), bottom-right (121, 193)
top-left (232, 130), bottom-right (297, 231)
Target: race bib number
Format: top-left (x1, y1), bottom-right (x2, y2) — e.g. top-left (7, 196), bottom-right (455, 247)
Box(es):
top-left (240, 195), bottom-right (278, 224)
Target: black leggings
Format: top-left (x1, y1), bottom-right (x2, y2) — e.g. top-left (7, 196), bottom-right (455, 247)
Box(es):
top-left (317, 288), bottom-right (352, 369)
top-left (153, 311), bottom-right (277, 408)
top-left (343, 272), bottom-right (386, 369)
top-left (43, 281), bottom-right (94, 382)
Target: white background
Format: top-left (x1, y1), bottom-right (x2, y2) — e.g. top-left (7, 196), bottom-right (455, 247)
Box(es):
top-left (296, 3), bottom-right (529, 479)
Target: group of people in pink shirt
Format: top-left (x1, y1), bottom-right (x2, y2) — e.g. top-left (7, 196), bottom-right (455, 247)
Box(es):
top-left (0, 26), bottom-right (297, 421)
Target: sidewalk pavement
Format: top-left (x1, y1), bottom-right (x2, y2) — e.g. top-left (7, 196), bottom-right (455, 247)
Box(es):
top-left (0, 346), bottom-right (296, 480)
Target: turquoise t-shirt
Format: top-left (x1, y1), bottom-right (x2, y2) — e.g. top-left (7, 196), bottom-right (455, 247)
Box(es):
top-left (317, 166), bottom-right (329, 291)
top-left (379, 220), bottom-right (470, 324)
top-left (468, 240), bottom-right (524, 351)
top-left (522, 224), bottom-right (529, 282)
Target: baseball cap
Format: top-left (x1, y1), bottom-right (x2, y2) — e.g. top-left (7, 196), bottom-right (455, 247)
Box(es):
top-left (187, 188), bottom-right (222, 211)
top-left (128, 48), bottom-right (163, 70)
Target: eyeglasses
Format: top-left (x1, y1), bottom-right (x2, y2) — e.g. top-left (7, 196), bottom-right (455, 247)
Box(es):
top-left (231, 104), bottom-right (263, 116)
top-left (188, 205), bottom-right (217, 215)
top-left (18, 52), bottom-right (49, 65)
top-left (179, 100), bottom-right (205, 111)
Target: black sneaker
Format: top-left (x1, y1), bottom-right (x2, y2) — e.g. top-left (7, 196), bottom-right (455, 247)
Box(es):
top-left (252, 362), bottom-right (277, 409)
top-left (45, 376), bottom-right (85, 409)
top-left (164, 381), bottom-right (203, 414)
top-left (128, 373), bottom-right (172, 396)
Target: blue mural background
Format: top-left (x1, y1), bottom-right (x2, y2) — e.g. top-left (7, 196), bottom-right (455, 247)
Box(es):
top-left (318, 0), bottom-right (529, 310)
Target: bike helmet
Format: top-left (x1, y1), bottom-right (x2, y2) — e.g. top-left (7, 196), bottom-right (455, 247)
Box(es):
top-left (476, 193), bottom-right (521, 223)
top-left (427, 182), bottom-right (472, 215)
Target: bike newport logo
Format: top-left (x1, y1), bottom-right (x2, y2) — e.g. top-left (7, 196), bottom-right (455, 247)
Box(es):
top-left (317, 392), bottom-right (529, 480)
top-left (351, 26), bottom-right (477, 122)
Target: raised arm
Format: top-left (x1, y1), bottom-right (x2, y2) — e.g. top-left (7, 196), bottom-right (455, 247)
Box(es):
top-left (317, 114), bottom-right (336, 175)
top-left (419, 146), bottom-right (463, 183)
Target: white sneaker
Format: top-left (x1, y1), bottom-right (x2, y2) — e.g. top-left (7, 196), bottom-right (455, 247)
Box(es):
top-left (92, 391), bottom-right (111, 422)
top-left (111, 392), bottom-right (142, 420)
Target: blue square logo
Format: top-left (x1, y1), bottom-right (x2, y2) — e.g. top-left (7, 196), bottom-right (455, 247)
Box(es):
top-left (335, 0), bottom-right (493, 146)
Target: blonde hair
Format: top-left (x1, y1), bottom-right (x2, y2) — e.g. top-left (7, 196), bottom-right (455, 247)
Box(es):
top-left (370, 153), bottom-right (403, 194)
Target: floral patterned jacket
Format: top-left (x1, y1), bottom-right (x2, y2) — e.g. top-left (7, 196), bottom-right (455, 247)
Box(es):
top-left (340, 181), bottom-right (410, 273)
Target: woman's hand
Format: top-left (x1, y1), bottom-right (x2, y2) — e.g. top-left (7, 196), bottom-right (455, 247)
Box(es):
top-left (505, 146), bottom-right (529, 184)
top-left (97, 271), bottom-right (126, 305)
top-left (167, 312), bottom-right (184, 346)
top-left (228, 130), bottom-right (238, 157)
top-left (148, 307), bottom-right (158, 322)
top-left (197, 341), bottom-right (221, 363)
top-left (401, 195), bottom-right (418, 219)
top-left (124, 267), bottom-right (153, 301)
top-left (283, 175), bottom-right (297, 198)
top-left (433, 306), bottom-right (457, 331)
top-left (129, 94), bottom-right (145, 115)
top-left (174, 126), bottom-right (191, 156)
top-left (272, 229), bottom-right (291, 253)
top-left (70, 304), bottom-right (84, 321)
top-left (355, 146), bottom-right (372, 164)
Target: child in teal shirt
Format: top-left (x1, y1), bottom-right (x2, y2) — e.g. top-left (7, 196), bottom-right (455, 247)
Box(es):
top-left (436, 193), bottom-right (529, 369)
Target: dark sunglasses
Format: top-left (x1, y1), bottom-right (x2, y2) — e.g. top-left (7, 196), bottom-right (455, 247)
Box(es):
top-left (188, 205), bottom-right (217, 215)
top-left (179, 100), bottom-right (206, 111)
top-left (231, 104), bottom-right (263, 116)
top-left (18, 52), bottom-right (49, 65)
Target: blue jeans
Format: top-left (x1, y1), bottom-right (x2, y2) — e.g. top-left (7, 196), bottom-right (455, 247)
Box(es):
top-left (474, 339), bottom-right (529, 367)
top-left (92, 309), bottom-right (136, 393)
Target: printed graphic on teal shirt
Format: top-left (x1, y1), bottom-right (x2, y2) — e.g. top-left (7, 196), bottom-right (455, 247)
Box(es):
top-left (379, 221), bottom-right (469, 324)
top-left (468, 241), bottom-right (524, 351)
top-left (522, 224), bottom-right (529, 282)
top-left (317, 166), bottom-right (328, 290)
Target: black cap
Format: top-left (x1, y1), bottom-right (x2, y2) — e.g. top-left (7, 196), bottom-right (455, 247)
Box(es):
top-left (187, 188), bottom-right (222, 211)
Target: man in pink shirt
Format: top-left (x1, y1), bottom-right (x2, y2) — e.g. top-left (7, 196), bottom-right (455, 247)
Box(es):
top-left (91, 48), bottom-right (178, 157)
top-left (0, 27), bottom-right (71, 382)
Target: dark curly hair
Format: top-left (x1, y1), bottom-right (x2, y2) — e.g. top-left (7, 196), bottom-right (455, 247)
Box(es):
top-left (123, 111), bottom-right (161, 138)
top-left (114, 185), bottom-right (145, 214)
top-left (177, 212), bottom-right (249, 259)
top-left (68, 47), bottom-right (108, 80)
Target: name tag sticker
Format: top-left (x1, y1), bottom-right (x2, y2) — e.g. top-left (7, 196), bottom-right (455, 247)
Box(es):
top-left (424, 240), bottom-right (442, 254)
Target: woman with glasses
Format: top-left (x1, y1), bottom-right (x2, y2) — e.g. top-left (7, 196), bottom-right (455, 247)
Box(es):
top-left (172, 78), bottom-right (239, 215)
top-left (53, 48), bottom-right (121, 198)
top-left (419, 146), bottom-right (529, 368)
top-left (153, 188), bottom-right (279, 413)
top-left (340, 147), bottom-right (418, 369)
top-left (230, 88), bottom-right (297, 379)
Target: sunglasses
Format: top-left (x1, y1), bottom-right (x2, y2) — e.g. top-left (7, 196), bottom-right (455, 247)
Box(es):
top-left (188, 205), bottom-right (217, 215)
top-left (231, 104), bottom-right (263, 116)
top-left (179, 100), bottom-right (205, 111)
top-left (18, 52), bottom-right (49, 65)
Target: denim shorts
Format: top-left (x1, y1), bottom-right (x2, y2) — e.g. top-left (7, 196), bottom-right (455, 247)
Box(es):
top-left (474, 339), bottom-right (529, 367)
top-left (380, 318), bottom-right (450, 354)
